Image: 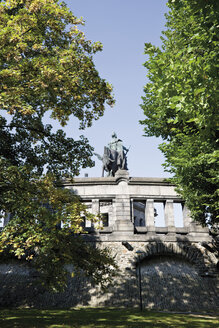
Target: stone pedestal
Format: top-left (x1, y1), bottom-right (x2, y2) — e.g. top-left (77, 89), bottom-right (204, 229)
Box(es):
top-left (115, 169), bottom-right (129, 180)
top-left (114, 170), bottom-right (133, 232)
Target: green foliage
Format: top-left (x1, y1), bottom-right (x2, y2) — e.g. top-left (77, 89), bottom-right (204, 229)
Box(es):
top-left (0, 0), bottom-right (114, 127)
top-left (0, 167), bottom-right (116, 290)
top-left (0, 0), bottom-right (116, 290)
top-left (141, 0), bottom-right (219, 227)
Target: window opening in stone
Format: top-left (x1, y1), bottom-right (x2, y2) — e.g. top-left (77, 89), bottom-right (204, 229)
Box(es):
top-left (80, 216), bottom-right (86, 228)
top-left (82, 201), bottom-right (92, 227)
top-left (133, 201), bottom-right (145, 226)
top-left (174, 202), bottom-right (184, 227)
top-left (101, 213), bottom-right (109, 227)
top-left (154, 202), bottom-right (165, 227)
top-left (134, 216), bottom-right (137, 226)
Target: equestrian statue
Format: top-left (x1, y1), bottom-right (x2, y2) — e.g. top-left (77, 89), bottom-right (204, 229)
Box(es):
top-left (94, 132), bottom-right (129, 177)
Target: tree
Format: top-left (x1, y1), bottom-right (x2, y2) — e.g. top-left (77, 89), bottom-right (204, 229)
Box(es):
top-left (140, 0), bottom-right (218, 227)
top-left (0, 0), bottom-right (116, 290)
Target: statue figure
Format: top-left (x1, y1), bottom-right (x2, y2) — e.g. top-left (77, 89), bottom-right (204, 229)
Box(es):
top-left (95, 132), bottom-right (129, 177)
top-left (108, 132), bottom-right (129, 171)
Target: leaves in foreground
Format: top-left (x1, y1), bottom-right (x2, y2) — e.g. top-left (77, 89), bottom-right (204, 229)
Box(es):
top-left (140, 0), bottom-right (219, 227)
top-left (0, 0), bottom-right (116, 290)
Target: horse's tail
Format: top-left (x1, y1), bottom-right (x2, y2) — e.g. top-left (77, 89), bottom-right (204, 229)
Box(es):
top-left (94, 152), bottom-right (103, 161)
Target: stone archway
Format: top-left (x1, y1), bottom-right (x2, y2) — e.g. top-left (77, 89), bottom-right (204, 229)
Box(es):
top-left (138, 255), bottom-right (217, 311)
top-left (134, 242), bottom-right (218, 312)
top-left (134, 242), bottom-right (218, 274)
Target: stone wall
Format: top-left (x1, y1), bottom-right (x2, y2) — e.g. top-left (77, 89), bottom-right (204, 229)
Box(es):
top-left (0, 240), bottom-right (218, 311)
top-left (0, 172), bottom-right (218, 311)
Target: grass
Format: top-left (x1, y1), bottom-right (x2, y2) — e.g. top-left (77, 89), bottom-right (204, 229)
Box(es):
top-left (0, 308), bottom-right (218, 328)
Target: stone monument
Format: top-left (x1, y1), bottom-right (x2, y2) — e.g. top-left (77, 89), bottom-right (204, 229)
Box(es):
top-left (95, 132), bottom-right (129, 177)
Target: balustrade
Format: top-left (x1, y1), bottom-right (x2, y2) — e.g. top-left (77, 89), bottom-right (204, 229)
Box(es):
top-left (1, 174), bottom-right (209, 239)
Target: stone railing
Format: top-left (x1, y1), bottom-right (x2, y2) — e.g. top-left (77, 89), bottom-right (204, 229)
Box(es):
top-left (63, 170), bottom-right (210, 242)
top-left (1, 170), bottom-right (210, 241)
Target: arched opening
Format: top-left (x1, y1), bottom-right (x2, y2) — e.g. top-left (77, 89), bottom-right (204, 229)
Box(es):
top-left (136, 254), bottom-right (217, 312)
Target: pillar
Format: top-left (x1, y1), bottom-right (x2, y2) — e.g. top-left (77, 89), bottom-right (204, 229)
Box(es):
top-left (145, 199), bottom-right (155, 233)
top-left (182, 204), bottom-right (193, 227)
top-left (164, 200), bottom-right (176, 233)
top-left (113, 196), bottom-right (133, 232)
top-left (92, 199), bottom-right (99, 228)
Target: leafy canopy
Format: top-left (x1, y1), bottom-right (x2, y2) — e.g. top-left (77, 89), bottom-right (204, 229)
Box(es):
top-left (140, 0), bottom-right (219, 227)
top-left (0, 0), bottom-right (116, 290)
top-left (0, 0), bottom-right (114, 127)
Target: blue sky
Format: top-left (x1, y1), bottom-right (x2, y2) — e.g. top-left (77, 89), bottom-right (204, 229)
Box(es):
top-left (61, 0), bottom-right (170, 178)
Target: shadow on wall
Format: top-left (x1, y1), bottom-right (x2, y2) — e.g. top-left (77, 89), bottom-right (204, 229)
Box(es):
top-left (0, 236), bottom-right (218, 311)
top-left (136, 255), bottom-right (217, 312)
top-left (0, 259), bottom-right (97, 308)
top-left (0, 234), bottom-right (104, 308)
top-left (95, 236), bottom-right (219, 312)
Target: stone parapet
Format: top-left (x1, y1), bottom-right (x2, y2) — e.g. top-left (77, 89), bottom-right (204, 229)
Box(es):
top-left (62, 172), bottom-right (212, 243)
top-left (1, 172), bottom-right (212, 243)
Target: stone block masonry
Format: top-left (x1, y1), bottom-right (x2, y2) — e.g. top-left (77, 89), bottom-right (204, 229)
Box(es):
top-left (0, 170), bottom-right (218, 311)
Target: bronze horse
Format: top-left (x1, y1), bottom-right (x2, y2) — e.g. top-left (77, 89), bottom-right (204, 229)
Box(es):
top-left (94, 146), bottom-right (118, 177)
